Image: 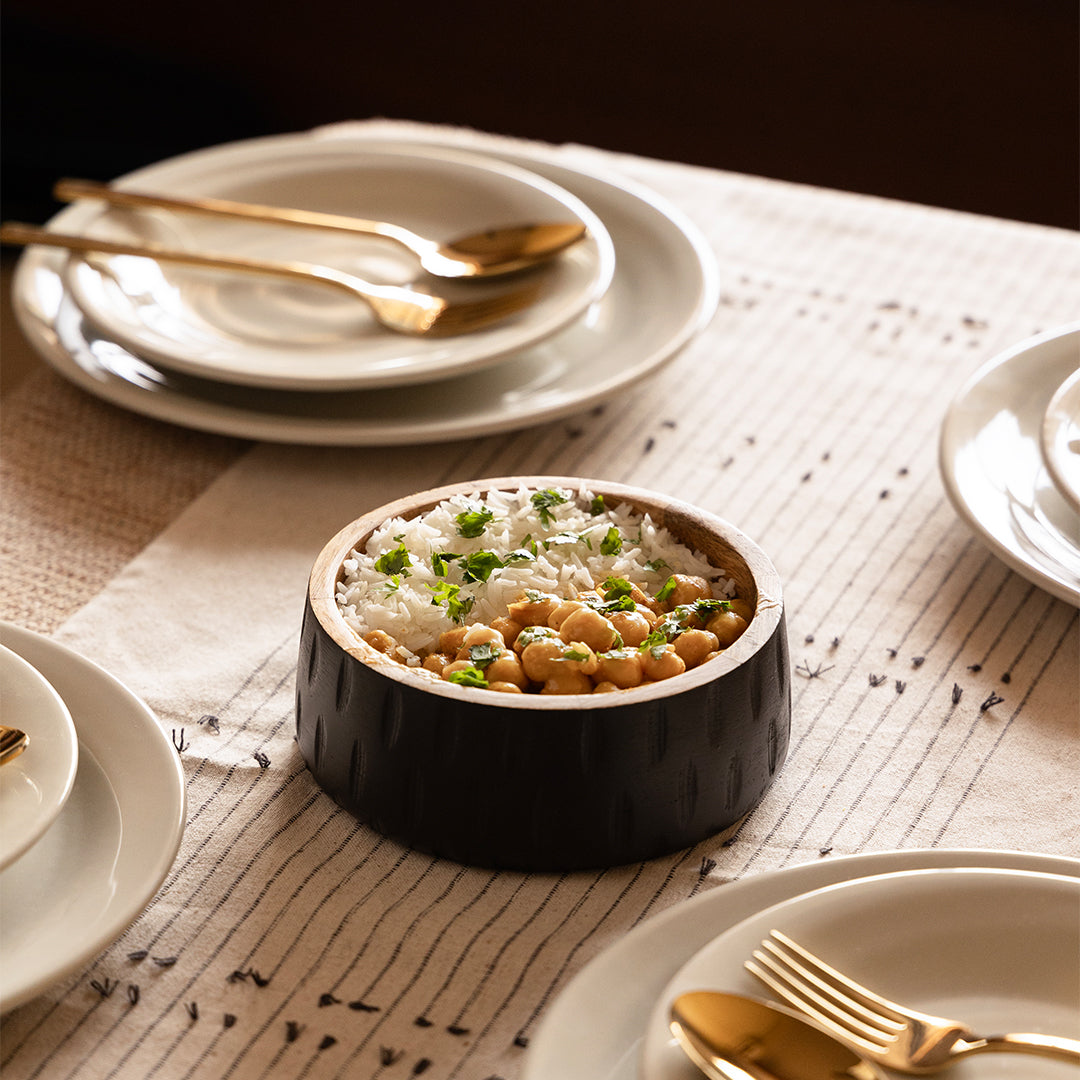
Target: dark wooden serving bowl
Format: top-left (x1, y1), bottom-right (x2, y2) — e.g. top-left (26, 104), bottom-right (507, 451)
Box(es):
top-left (296, 477), bottom-right (790, 871)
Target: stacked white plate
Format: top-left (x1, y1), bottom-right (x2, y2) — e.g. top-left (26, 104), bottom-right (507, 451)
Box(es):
top-left (939, 323), bottom-right (1080, 606)
top-left (522, 849), bottom-right (1080, 1079)
top-left (0, 623), bottom-right (186, 1013)
top-left (10, 131), bottom-right (719, 445)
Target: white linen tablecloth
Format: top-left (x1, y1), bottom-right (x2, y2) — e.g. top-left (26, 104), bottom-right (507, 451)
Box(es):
top-left (1, 119), bottom-right (1077, 1080)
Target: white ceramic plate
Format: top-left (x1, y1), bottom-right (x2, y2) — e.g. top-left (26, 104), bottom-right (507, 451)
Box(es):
top-left (641, 867), bottom-right (1080, 1080)
top-left (0, 644), bottom-right (78, 870)
top-left (1041, 366), bottom-right (1080, 515)
top-left (11, 133), bottom-right (718, 445)
top-left (0, 623), bottom-right (186, 1013)
top-left (939, 323), bottom-right (1080, 606)
top-left (520, 849), bottom-right (1080, 1080)
top-left (63, 143), bottom-right (615, 390)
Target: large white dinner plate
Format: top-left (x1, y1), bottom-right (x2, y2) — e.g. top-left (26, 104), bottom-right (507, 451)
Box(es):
top-left (641, 867), bottom-right (1080, 1079)
top-left (1041, 366), bottom-right (1080, 515)
top-left (0, 622), bottom-right (186, 1014)
top-left (0, 643), bottom-right (78, 870)
top-left (939, 323), bottom-right (1080, 606)
top-left (11, 132), bottom-right (718, 445)
top-left (520, 849), bottom-right (1080, 1080)
top-left (63, 142), bottom-right (615, 390)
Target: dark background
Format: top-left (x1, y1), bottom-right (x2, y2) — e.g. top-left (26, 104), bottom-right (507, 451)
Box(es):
top-left (1, 0), bottom-right (1077, 229)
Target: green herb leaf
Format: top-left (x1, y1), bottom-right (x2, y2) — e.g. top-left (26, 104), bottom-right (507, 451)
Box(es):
top-left (455, 503), bottom-right (494, 538)
top-left (460, 551), bottom-right (504, 584)
top-left (530, 487), bottom-right (571, 527)
top-left (600, 525), bottom-right (623, 556)
top-left (383, 574), bottom-right (403, 594)
top-left (563, 647), bottom-right (591, 662)
top-left (643, 559), bottom-right (669, 573)
top-left (516, 625), bottom-right (558, 649)
top-left (601, 576), bottom-right (634, 599)
top-left (692, 598), bottom-right (731, 616)
top-left (503, 548), bottom-right (536, 564)
top-left (543, 531), bottom-right (591, 550)
top-left (589, 495), bottom-right (606, 514)
top-left (431, 552), bottom-right (461, 577)
top-left (468, 642), bottom-right (502, 668)
top-left (374, 542), bottom-right (412, 577)
top-left (655, 575), bottom-right (678, 602)
top-left (638, 629), bottom-right (668, 652)
top-left (427, 582), bottom-right (475, 624)
top-left (447, 666), bottom-right (489, 688)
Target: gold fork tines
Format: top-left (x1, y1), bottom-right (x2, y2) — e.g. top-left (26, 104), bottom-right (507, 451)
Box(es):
top-left (0, 223), bottom-right (541, 337)
top-left (0, 725), bottom-right (30, 766)
top-left (746, 930), bottom-right (1080, 1073)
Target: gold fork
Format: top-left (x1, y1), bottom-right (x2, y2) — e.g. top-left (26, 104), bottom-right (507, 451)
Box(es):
top-left (0, 725), bottom-right (30, 766)
top-left (0, 223), bottom-right (541, 337)
top-left (746, 930), bottom-right (1080, 1074)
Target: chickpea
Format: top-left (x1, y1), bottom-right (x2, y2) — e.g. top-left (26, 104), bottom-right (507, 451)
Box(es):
top-left (728, 597), bottom-right (755, 622)
top-left (673, 628), bottom-right (720, 669)
top-left (541, 667), bottom-right (594, 695)
top-left (608, 609), bottom-right (652, 647)
top-left (490, 615), bottom-right (523, 648)
top-left (422, 652), bottom-right (452, 676)
top-left (514, 624), bottom-right (560, 656)
top-left (640, 642), bottom-right (686, 682)
top-left (659, 574), bottom-right (712, 610)
top-left (592, 681), bottom-right (620, 694)
top-left (558, 606), bottom-right (618, 652)
top-left (437, 626), bottom-right (469, 655)
top-left (520, 638), bottom-right (568, 681)
top-left (560, 641), bottom-right (599, 676)
top-left (363, 629), bottom-right (397, 654)
top-left (705, 609), bottom-right (749, 647)
top-left (595, 649), bottom-right (644, 689)
top-left (484, 652), bottom-right (528, 689)
top-left (507, 591), bottom-right (560, 627)
top-left (458, 623), bottom-right (505, 652)
top-left (547, 599), bottom-right (585, 629)
top-left (628, 583), bottom-right (662, 614)
top-left (441, 659), bottom-right (481, 681)
top-left (488, 681), bottom-right (523, 694)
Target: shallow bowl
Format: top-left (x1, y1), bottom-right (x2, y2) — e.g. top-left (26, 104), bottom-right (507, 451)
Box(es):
top-left (296, 477), bottom-right (790, 870)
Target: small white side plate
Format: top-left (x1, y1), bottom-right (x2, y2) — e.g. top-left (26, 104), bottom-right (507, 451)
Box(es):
top-left (642, 867), bottom-right (1080, 1080)
top-left (1041, 366), bottom-right (1080, 515)
top-left (0, 623), bottom-right (186, 1013)
top-left (939, 323), bottom-right (1080, 605)
top-left (0, 644), bottom-right (78, 870)
top-left (64, 143), bottom-right (615, 391)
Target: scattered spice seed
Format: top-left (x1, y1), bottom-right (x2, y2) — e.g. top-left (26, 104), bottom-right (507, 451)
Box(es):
top-left (662, 419), bottom-right (676, 428)
top-left (186, 1002), bottom-right (199, 1022)
top-left (699, 857), bottom-right (717, 876)
top-left (879, 489), bottom-right (890, 499)
top-left (822, 451), bottom-right (831, 462)
top-left (152, 956), bottom-right (178, 968)
top-left (380, 1048), bottom-right (403, 1066)
top-left (967, 663), bottom-right (982, 672)
top-left (801, 471), bottom-right (812, 483)
top-left (981, 693), bottom-right (1005, 712)
top-left (224, 1014), bottom-right (237, 1029)
top-left (886, 648), bottom-right (898, 658)
top-left (831, 637), bottom-right (840, 649)
top-left (414, 1016), bottom-right (434, 1028)
top-left (249, 970), bottom-right (270, 987)
top-left (513, 1034), bottom-right (530, 1048)
top-left (319, 1035), bottom-right (337, 1051)
top-left (745, 435), bottom-right (756, 445)
top-left (127, 984), bottom-right (140, 1006)
top-left (1001, 672), bottom-right (1012, 684)
top-left (198, 714), bottom-right (221, 734)
top-left (348, 1001), bottom-right (380, 1013)
top-left (898, 466), bottom-right (909, 476)
top-left (253, 750), bottom-right (270, 769)
top-left (805, 634), bottom-right (815, 644)
top-left (413, 1060), bottom-right (433, 1075)
top-left (447, 1024), bottom-right (470, 1036)
top-left (796, 660), bottom-right (833, 679)
top-left (90, 978), bottom-right (118, 998)
top-left (286, 1021), bottom-right (304, 1043)
top-left (952, 684), bottom-right (963, 705)
top-left (869, 673), bottom-right (887, 687)
top-left (912, 656), bottom-right (925, 667)
top-left (896, 680), bottom-right (906, 694)
top-left (127, 950), bottom-right (149, 962)
top-left (721, 456), bottom-right (735, 469)
top-left (319, 993), bottom-right (340, 1007)
top-left (819, 847), bottom-right (833, 856)
top-left (171, 729), bottom-right (189, 753)
top-left (644, 437), bottom-right (656, 453)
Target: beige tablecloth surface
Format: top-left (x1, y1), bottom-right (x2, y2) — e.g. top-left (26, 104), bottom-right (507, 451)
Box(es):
top-left (1, 119), bottom-right (1077, 1080)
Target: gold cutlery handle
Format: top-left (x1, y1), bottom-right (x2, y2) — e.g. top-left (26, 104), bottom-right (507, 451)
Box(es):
top-left (54, 178), bottom-right (423, 254)
top-left (0, 222), bottom-right (408, 302)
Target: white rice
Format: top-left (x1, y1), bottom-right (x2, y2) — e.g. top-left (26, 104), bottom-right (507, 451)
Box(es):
top-left (335, 484), bottom-right (735, 666)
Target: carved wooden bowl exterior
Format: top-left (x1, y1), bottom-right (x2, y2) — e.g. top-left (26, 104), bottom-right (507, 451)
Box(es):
top-left (297, 477), bottom-right (790, 871)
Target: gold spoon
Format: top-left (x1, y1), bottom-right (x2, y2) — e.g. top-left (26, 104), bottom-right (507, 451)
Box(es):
top-left (53, 178), bottom-right (588, 280)
top-left (0, 725), bottom-right (30, 766)
top-left (670, 991), bottom-right (887, 1080)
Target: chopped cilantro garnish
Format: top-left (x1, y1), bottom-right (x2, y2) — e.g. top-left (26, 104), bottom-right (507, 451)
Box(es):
top-left (599, 647), bottom-right (636, 660)
top-left (468, 642), bottom-right (502, 668)
top-left (600, 525), bottom-right (622, 556)
top-left (655, 575), bottom-right (678, 602)
top-left (374, 542), bottom-right (412, 576)
top-left (638, 629), bottom-right (668, 652)
top-left (503, 548), bottom-right (536, 564)
top-left (447, 666), bottom-right (488, 688)
top-left (563, 647), bottom-right (591, 662)
top-left (383, 574), bottom-right (403, 594)
top-left (648, 643), bottom-right (669, 661)
top-left (426, 582), bottom-right (474, 623)
top-left (589, 495), bottom-right (606, 514)
top-left (643, 559), bottom-right (669, 573)
top-left (692, 598), bottom-right (731, 616)
top-left (455, 503), bottom-right (494, 538)
top-left (431, 551), bottom-right (460, 577)
top-left (516, 625), bottom-right (558, 648)
top-left (460, 551), bottom-right (504, 584)
top-left (530, 487), bottom-right (571, 527)
top-left (543, 531), bottom-right (591, 550)
top-left (601, 576), bottom-right (634, 599)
